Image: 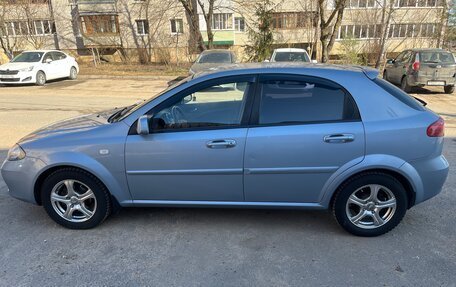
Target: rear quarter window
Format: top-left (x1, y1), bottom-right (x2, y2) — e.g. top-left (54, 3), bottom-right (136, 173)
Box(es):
top-left (373, 78), bottom-right (425, 111)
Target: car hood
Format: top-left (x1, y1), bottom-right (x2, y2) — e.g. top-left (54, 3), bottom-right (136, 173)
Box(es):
top-left (0, 62), bottom-right (36, 70)
top-left (190, 63), bottom-right (230, 74)
top-left (18, 109), bottom-right (117, 144)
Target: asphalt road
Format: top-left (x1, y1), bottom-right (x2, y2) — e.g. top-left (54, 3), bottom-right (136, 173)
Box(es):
top-left (0, 78), bottom-right (455, 286)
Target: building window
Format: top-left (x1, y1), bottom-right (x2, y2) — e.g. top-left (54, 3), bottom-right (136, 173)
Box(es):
top-left (170, 18), bottom-right (183, 34)
top-left (136, 20), bottom-right (149, 35)
top-left (80, 15), bottom-right (119, 35)
top-left (348, 0), bottom-right (376, 8)
top-left (211, 13), bottom-right (233, 30)
top-left (234, 17), bottom-right (245, 32)
top-left (271, 12), bottom-right (317, 30)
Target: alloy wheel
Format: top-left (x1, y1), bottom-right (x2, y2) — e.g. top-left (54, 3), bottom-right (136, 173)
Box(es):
top-left (50, 179), bottom-right (97, 223)
top-left (345, 184), bottom-right (397, 229)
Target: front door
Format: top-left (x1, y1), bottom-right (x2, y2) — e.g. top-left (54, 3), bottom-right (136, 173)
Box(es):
top-left (125, 76), bottom-right (255, 201)
top-left (244, 74), bottom-right (365, 203)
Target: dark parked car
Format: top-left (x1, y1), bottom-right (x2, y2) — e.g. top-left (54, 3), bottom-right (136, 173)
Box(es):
top-left (383, 49), bottom-right (456, 94)
top-left (189, 49), bottom-right (236, 75)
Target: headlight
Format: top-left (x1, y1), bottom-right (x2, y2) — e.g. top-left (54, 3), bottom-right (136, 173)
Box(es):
top-left (18, 66), bottom-right (34, 72)
top-left (7, 144), bottom-right (26, 161)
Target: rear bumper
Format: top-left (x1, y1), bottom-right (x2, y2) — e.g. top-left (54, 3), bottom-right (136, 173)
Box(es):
top-left (402, 155), bottom-right (449, 206)
top-left (408, 75), bottom-right (456, 87)
top-left (1, 157), bottom-right (47, 204)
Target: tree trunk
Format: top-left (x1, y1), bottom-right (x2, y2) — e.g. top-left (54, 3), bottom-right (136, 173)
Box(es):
top-left (180, 0), bottom-right (206, 53)
top-left (375, 0), bottom-right (394, 69)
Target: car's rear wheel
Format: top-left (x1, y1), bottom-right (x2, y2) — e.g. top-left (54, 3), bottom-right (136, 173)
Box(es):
top-left (332, 172), bottom-right (408, 237)
top-left (69, 66), bottom-right (78, 80)
top-left (444, 85), bottom-right (455, 94)
top-left (41, 168), bottom-right (111, 229)
top-left (36, 71), bottom-right (46, 86)
top-left (400, 76), bottom-right (412, 93)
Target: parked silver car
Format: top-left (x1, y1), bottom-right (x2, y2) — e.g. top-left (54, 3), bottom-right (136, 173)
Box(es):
top-left (383, 48), bottom-right (456, 94)
top-left (189, 49), bottom-right (236, 75)
top-left (1, 63), bottom-right (449, 236)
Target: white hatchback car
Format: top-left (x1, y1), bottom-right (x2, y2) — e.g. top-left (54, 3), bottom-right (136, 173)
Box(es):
top-left (268, 48), bottom-right (317, 63)
top-left (0, 50), bottom-right (79, 86)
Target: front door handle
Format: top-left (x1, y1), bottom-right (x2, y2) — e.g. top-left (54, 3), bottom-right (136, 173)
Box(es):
top-left (323, 134), bottom-right (355, 143)
top-left (206, 139), bottom-right (236, 149)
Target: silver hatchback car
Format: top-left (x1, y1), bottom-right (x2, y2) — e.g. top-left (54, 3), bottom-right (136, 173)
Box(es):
top-left (1, 64), bottom-right (449, 236)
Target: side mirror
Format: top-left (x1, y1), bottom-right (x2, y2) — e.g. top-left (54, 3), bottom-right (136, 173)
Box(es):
top-left (386, 59), bottom-right (394, 64)
top-left (136, 115), bottom-right (150, 135)
top-left (311, 59), bottom-right (318, 64)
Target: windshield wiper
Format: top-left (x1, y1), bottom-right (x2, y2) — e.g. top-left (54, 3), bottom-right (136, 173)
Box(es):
top-left (108, 106), bottom-right (130, 123)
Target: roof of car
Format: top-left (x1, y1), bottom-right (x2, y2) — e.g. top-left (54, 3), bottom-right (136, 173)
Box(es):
top-left (21, 50), bottom-right (63, 53)
top-left (193, 62), bottom-right (379, 80)
top-left (200, 49), bottom-right (234, 54)
top-left (274, 48), bottom-right (307, 52)
top-left (407, 48), bottom-right (451, 52)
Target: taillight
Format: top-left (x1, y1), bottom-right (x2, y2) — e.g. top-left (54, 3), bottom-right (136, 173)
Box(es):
top-left (427, 117), bottom-right (445, 137)
top-left (412, 61), bottom-right (420, 71)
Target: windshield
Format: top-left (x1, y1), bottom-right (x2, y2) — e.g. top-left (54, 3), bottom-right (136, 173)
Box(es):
top-left (197, 52), bottom-right (232, 64)
top-left (113, 76), bottom-right (191, 122)
top-left (274, 52), bottom-right (310, 62)
top-left (419, 51), bottom-right (455, 64)
top-left (11, 52), bottom-right (44, 63)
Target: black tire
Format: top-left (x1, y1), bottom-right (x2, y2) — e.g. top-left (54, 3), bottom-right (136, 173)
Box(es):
top-left (69, 66), bottom-right (78, 80)
top-left (400, 76), bottom-right (412, 93)
top-left (41, 168), bottom-right (111, 229)
top-left (444, 85), bottom-right (455, 94)
top-left (36, 71), bottom-right (46, 86)
top-left (382, 70), bottom-right (388, 81)
top-left (332, 172), bottom-right (408, 237)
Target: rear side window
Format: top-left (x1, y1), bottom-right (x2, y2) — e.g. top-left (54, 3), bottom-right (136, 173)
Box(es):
top-left (258, 76), bottom-right (359, 125)
top-left (373, 78), bottom-right (425, 111)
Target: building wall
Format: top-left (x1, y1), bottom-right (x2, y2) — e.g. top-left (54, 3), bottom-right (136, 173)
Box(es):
top-left (0, 0), bottom-right (447, 64)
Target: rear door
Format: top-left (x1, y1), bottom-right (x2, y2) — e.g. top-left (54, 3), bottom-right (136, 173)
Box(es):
top-left (243, 74), bottom-right (365, 203)
top-left (50, 52), bottom-right (69, 78)
top-left (390, 51), bottom-right (411, 84)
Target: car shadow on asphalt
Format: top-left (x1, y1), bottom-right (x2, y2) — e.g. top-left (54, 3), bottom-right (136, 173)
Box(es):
top-left (0, 78), bottom-right (84, 89)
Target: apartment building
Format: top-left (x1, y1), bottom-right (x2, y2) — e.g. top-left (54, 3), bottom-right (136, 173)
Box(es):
top-left (0, 0), bottom-right (448, 63)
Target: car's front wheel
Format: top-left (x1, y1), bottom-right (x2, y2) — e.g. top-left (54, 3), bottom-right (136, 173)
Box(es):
top-left (41, 168), bottom-right (111, 229)
top-left (36, 71), bottom-right (46, 86)
top-left (444, 85), bottom-right (455, 94)
top-left (332, 172), bottom-right (408, 237)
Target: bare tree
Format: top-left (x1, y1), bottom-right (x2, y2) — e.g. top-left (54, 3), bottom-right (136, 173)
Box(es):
top-left (318, 0), bottom-right (347, 63)
top-left (374, 0), bottom-right (394, 68)
top-left (178, 0), bottom-right (206, 52)
top-left (197, 0), bottom-right (215, 49)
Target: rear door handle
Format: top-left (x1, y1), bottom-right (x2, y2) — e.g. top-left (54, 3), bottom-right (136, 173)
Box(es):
top-left (206, 139), bottom-right (236, 149)
top-left (323, 134), bottom-right (355, 143)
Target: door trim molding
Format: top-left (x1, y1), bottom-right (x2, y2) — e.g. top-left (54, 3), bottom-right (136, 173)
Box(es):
top-left (127, 168), bottom-right (243, 175)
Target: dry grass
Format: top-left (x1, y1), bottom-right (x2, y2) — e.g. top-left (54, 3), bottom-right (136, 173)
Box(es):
top-left (79, 62), bottom-right (190, 77)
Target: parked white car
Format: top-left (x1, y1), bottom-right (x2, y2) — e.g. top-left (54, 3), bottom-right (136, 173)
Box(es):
top-left (0, 50), bottom-right (79, 86)
top-left (268, 48), bottom-right (317, 63)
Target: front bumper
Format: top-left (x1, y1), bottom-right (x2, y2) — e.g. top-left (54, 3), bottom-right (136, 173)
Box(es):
top-left (0, 71), bottom-right (35, 84)
top-left (1, 157), bottom-right (47, 204)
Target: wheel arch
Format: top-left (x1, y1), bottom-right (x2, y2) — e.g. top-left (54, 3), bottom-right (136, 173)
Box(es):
top-left (33, 164), bottom-right (121, 209)
top-left (329, 168), bottom-right (416, 210)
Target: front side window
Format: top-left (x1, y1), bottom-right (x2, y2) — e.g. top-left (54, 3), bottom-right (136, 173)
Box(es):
top-left (258, 76), bottom-right (359, 125)
top-left (150, 80), bottom-right (251, 131)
